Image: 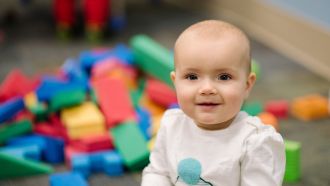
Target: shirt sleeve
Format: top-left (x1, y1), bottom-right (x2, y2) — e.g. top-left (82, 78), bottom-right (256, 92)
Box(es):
top-left (240, 128), bottom-right (286, 186)
top-left (141, 113), bottom-right (173, 186)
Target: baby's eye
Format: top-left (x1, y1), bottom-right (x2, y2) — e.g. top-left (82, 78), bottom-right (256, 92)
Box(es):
top-left (185, 74), bottom-right (198, 80)
top-left (218, 74), bottom-right (232, 81)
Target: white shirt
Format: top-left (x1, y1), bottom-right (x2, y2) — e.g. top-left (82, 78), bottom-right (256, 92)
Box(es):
top-left (142, 109), bottom-right (285, 186)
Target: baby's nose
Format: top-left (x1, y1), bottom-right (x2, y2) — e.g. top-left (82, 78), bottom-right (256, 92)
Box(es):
top-left (198, 80), bottom-right (217, 95)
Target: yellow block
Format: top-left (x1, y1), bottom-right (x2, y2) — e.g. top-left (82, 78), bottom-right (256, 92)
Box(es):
top-left (151, 114), bottom-right (162, 136)
top-left (66, 123), bottom-right (106, 139)
top-left (61, 102), bottom-right (105, 128)
top-left (24, 92), bottom-right (38, 109)
top-left (148, 136), bottom-right (157, 151)
top-left (61, 102), bottom-right (106, 139)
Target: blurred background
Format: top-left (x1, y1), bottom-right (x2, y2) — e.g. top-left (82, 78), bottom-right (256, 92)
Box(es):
top-left (0, 0), bottom-right (329, 186)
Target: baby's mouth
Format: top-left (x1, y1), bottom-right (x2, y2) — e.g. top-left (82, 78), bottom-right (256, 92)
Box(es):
top-left (196, 102), bottom-right (220, 106)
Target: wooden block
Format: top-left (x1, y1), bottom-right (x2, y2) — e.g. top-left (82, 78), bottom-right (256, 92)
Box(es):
top-left (265, 100), bottom-right (289, 119)
top-left (258, 112), bottom-right (279, 132)
top-left (110, 121), bottom-right (149, 171)
top-left (130, 34), bottom-right (174, 87)
top-left (0, 152), bottom-right (53, 179)
top-left (146, 78), bottom-right (177, 108)
top-left (92, 77), bottom-right (136, 128)
top-left (0, 119), bottom-right (33, 145)
top-left (290, 94), bottom-right (329, 121)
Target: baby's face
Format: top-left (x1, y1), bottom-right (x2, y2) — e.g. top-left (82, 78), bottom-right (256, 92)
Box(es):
top-left (172, 34), bottom-right (255, 129)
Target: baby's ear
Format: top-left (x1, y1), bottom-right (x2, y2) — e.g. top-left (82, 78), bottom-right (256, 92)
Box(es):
top-left (245, 72), bottom-right (256, 98)
top-left (170, 71), bottom-right (176, 82)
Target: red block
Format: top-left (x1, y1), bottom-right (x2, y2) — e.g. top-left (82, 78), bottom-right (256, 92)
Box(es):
top-left (34, 122), bottom-right (69, 143)
top-left (265, 100), bottom-right (289, 119)
top-left (0, 69), bottom-right (40, 103)
top-left (69, 134), bottom-right (113, 152)
top-left (64, 145), bottom-right (85, 168)
top-left (92, 77), bottom-right (136, 128)
top-left (146, 78), bottom-right (177, 108)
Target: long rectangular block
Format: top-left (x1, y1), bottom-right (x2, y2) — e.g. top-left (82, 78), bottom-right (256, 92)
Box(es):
top-left (110, 121), bottom-right (149, 171)
top-left (0, 120), bottom-right (33, 145)
top-left (130, 34), bottom-right (174, 87)
top-left (92, 77), bottom-right (136, 128)
top-left (0, 97), bottom-right (25, 123)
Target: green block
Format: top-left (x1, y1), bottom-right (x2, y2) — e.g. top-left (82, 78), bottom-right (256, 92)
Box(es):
top-left (110, 121), bottom-right (150, 171)
top-left (251, 59), bottom-right (260, 80)
top-left (0, 152), bottom-right (53, 179)
top-left (0, 120), bottom-right (33, 145)
top-left (49, 89), bottom-right (86, 112)
top-left (130, 78), bottom-right (146, 109)
top-left (284, 140), bottom-right (301, 183)
top-left (28, 102), bottom-right (48, 121)
top-left (241, 101), bottom-right (263, 116)
top-left (130, 34), bottom-right (174, 87)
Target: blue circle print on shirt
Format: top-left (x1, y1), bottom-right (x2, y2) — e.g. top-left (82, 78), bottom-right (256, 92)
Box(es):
top-left (177, 158), bottom-right (202, 185)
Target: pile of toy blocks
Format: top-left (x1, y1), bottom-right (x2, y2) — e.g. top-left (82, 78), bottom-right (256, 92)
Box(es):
top-left (0, 34), bottom-right (177, 185)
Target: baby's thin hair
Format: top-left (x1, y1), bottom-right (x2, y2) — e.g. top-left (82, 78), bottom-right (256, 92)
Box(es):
top-left (175, 20), bottom-right (252, 73)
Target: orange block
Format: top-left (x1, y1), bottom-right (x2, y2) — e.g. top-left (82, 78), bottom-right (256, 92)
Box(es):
top-left (140, 95), bottom-right (166, 116)
top-left (258, 112), bottom-right (279, 132)
top-left (290, 94), bottom-right (329, 121)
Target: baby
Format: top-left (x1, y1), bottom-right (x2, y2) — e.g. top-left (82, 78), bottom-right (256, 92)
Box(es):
top-left (142, 20), bottom-right (285, 186)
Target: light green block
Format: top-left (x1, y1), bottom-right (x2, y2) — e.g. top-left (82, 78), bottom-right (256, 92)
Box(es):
top-left (241, 101), bottom-right (263, 116)
top-left (110, 121), bottom-right (150, 171)
top-left (284, 140), bottom-right (301, 183)
top-left (130, 34), bottom-right (174, 87)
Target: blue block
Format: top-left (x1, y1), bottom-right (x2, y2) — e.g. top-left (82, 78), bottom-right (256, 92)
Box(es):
top-left (0, 145), bottom-right (42, 161)
top-left (136, 107), bottom-right (151, 140)
top-left (79, 44), bottom-right (134, 72)
top-left (0, 97), bottom-right (25, 123)
top-left (112, 44), bottom-right (134, 65)
top-left (42, 136), bottom-right (65, 164)
top-left (71, 154), bottom-right (91, 178)
top-left (89, 150), bottom-right (111, 172)
top-left (36, 77), bottom-right (87, 101)
top-left (7, 135), bottom-right (46, 150)
top-left (49, 172), bottom-right (88, 186)
top-left (61, 58), bottom-right (89, 86)
top-left (103, 151), bottom-right (124, 176)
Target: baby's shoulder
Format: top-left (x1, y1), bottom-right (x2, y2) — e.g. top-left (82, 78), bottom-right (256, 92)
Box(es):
top-left (243, 114), bottom-right (284, 147)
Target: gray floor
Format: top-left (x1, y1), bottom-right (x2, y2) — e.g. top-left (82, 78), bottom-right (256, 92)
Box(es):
top-left (0, 2), bottom-right (329, 186)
